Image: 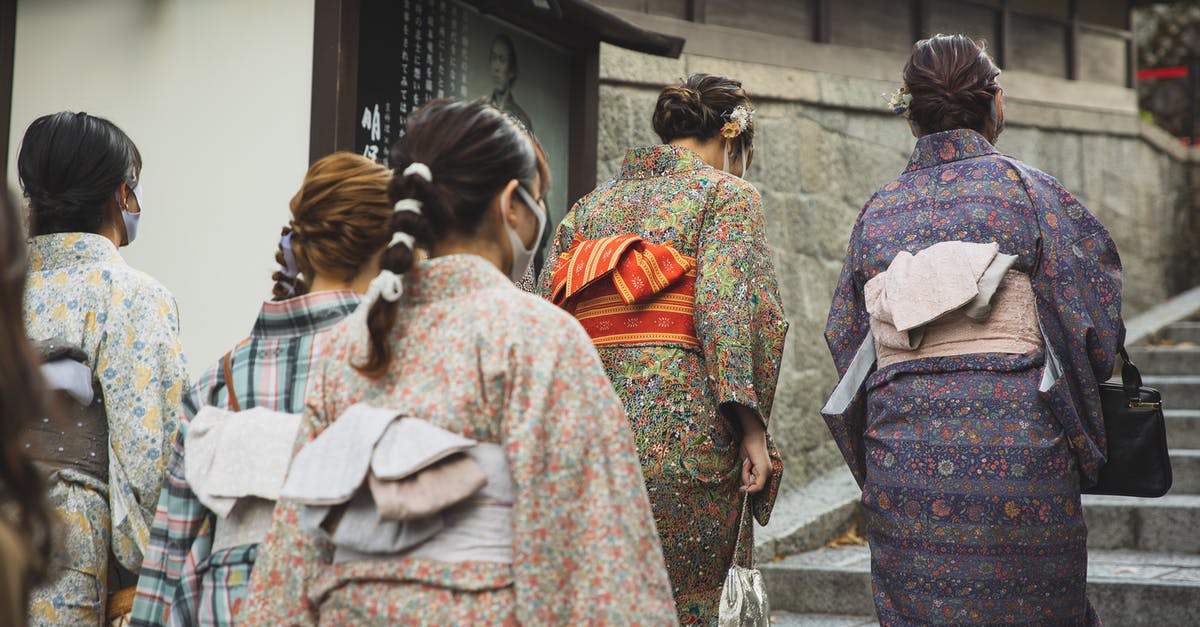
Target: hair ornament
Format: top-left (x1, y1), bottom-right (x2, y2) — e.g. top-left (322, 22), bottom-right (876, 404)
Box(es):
top-left (388, 231), bottom-right (416, 250)
top-left (885, 86), bottom-right (913, 118)
top-left (403, 162), bottom-right (433, 183)
top-left (393, 198), bottom-right (423, 215)
top-left (720, 105), bottom-right (754, 139)
top-left (366, 269), bottom-right (404, 304)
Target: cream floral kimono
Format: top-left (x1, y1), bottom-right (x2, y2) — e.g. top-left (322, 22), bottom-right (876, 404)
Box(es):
top-left (24, 233), bottom-right (188, 625)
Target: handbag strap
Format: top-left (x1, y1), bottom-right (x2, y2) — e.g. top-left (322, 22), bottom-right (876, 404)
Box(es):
top-left (222, 351), bottom-right (241, 412)
top-left (730, 492), bottom-right (754, 570)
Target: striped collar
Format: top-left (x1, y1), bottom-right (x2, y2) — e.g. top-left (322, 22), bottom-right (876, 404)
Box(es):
top-left (250, 290), bottom-right (361, 339)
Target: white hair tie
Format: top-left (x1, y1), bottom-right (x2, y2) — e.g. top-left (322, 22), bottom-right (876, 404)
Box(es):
top-left (393, 199), bottom-right (423, 215)
top-left (388, 231), bottom-right (416, 250)
top-left (403, 162), bottom-right (433, 182)
top-left (366, 270), bottom-right (404, 303)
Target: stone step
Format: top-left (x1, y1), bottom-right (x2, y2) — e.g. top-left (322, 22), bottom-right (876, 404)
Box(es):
top-left (1168, 410), bottom-right (1200, 449)
top-left (761, 545), bottom-right (1200, 624)
top-left (1084, 494), bottom-right (1200, 552)
top-left (1142, 375), bottom-right (1200, 411)
top-left (769, 613), bottom-right (878, 626)
top-left (1169, 449), bottom-right (1200, 494)
top-left (1159, 321), bottom-right (1200, 345)
top-left (1125, 346), bottom-right (1200, 376)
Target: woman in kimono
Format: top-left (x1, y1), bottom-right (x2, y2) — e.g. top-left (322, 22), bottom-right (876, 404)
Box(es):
top-left (823, 35), bottom-right (1121, 625)
top-left (537, 73), bottom-right (788, 622)
top-left (242, 99), bottom-right (676, 626)
top-left (0, 187), bottom-right (53, 626)
top-left (130, 153), bottom-right (393, 626)
top-left (18, 111), bottom-right (190, 625)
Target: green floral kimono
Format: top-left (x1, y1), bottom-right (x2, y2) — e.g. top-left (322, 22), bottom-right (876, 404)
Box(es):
top-left (537, 145), bottom-right (788, 623)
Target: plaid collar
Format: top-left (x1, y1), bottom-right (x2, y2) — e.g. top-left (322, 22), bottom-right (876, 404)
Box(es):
top-left (250, 290), bottom-right (361, 339)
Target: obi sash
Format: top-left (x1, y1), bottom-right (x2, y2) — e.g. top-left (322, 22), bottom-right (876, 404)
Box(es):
top-left (550, 234), bottom-right (699, 349)
top-left (280, 404), bottom-right (514, 564)
top-left (185, 406), bottom-right (302, 552)
top-left (31, 337), bottom-right (108, 481)
top-left (823, 241), bottom-right (1042, 415)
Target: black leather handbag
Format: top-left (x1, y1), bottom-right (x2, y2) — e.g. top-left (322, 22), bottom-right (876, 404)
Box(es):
top-left (1083, 347), bottom-right (1173, 497)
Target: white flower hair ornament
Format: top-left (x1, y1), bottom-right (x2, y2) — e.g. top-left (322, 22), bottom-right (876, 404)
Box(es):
top-left (720, 105), bottom-right (754, 139)
top-left (886, 86), bottom-right (913, 119)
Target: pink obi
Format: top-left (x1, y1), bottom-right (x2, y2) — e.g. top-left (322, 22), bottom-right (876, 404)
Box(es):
top-left (873, 270), bottom-right (1041, 367)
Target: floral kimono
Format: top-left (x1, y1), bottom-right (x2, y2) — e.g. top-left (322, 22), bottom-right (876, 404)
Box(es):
top-left (131, 291), bottom-right (361, 626)
top-left (23, 233), bottom-right (189, 625)
top-left (241, 254), bottom-right (676, 626)
top-left (824, 129), bottom-right (1121, 625)
top-left (537, 144), bottom-right (788, 623)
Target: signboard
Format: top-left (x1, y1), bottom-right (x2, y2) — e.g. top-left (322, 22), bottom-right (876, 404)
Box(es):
top-left (356, 0), bottom-right (572, 264)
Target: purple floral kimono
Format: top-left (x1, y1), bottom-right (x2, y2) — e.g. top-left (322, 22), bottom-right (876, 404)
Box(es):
top-left (824, 129), bottom-right (1122, 625)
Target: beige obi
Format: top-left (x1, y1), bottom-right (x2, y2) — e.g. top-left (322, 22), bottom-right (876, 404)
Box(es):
top-left (823, 241), bottom-right (1044, 416)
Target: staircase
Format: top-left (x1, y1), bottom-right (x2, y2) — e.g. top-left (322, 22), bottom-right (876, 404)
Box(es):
top-left (764, 321), bottom-right (1200, 625)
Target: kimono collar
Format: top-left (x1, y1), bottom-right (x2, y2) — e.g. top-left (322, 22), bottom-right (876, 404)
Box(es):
top-left (618, 145), bottom-right (710, 180)
top-left (29, 232), bottom-right (124, 273)
top-left (905, 129), bottom-right (1000, 173)
top-left (251, 291), bottom-right (362, 339)
top-left (402, 254), bottom-right (511, 304)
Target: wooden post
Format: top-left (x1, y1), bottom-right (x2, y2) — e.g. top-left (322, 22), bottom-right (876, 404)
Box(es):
top-left (996, 0), bottom-right (1010, 68)
top-left (568, 45), bottom-right (599, 207)
top-left (911, 0), bottom-right (927, 43)
top-left (309, 0), bottom-right (361, 164)
top-left (0, 0), bottom-right (16, 178)
top-left (1066, 0), bottom-right (1079, 80)
top-left (814, 0), bottom-right (831, 44)
top-left (687, 0), bottom-right (706, 23)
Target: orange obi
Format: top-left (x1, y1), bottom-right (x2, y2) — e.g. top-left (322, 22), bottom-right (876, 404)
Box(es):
top-left (550, 234), bottom-right (699, 348)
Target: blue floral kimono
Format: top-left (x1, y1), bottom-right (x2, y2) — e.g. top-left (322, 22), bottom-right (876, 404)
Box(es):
top-left (824, 129), bottom-right (1122, 625)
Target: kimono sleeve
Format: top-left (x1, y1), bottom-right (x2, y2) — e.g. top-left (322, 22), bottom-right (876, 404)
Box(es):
top-left (97, 278), bottom-right (189, 572)
top-left (503, 315), bottom-right (676, 625)
top-left (1017, 165), bottom-right (1123, 483)
top-left (822, 205), bottom-right (873, 487)
top-left (131, 367), bottom-right (224, 626)
top-left (693, 179), bottom-right (788, 424)
top-left (241, 360), bottom-right (337, 627)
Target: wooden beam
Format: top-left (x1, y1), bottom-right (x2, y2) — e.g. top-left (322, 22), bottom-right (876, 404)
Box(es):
top-left (0, 0), bottom-right (16, 179)
top-left (309, 0), bottom-right (361, 164)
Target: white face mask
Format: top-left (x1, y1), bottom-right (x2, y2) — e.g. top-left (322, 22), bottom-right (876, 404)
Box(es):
top-left (116, 182), bottom-right (143, 245)
top-left (503, 185), bottom-right (546, 283)
top-left (722, 139), bottom-right (750, 178)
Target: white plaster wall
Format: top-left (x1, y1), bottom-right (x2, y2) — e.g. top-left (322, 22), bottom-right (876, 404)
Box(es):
top-left (8, 0), bottom-right (316, 377)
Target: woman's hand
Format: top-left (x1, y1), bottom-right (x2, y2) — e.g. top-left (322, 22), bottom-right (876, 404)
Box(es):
top-left (733, 405), bottom-right (772, 493)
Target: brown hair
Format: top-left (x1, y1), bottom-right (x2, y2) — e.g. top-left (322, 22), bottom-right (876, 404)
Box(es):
top-left (356, 99), bottom-right (543, 378)
top-left (272, 153), bottom-right (393, 300)
top-left (903, 34), bottom-right (1002, 139)
top-left (652, 73), bottom-right (755, 158)
top-left (0, 186), bottom-right (52, 583)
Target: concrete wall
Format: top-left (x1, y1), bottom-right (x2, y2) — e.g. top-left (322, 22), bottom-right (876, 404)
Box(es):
top-left (7, 0), bottom-right (316, 377)
top-left (597, 41), bottom-right (1198, 491)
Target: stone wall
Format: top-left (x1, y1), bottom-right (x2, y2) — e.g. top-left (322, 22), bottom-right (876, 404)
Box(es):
top-left (594, 44), bottom-right (1199, 492)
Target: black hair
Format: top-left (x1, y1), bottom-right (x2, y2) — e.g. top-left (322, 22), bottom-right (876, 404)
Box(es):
top-left (356, 99), bottom-right (540, 378)
top-left (17, 111), bottom-right (142, 236)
